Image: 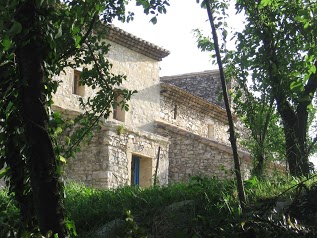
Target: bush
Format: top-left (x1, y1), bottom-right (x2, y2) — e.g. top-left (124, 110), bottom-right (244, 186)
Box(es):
top-left (1, 174), bottom-right (317, 237)
top-left (0, 188), bottom-right (20, 237)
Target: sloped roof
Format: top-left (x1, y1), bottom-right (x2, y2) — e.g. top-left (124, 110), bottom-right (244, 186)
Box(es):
top-left (106, 25), bottom-right (170, 61)
top-left (161, 70), bottom-right (226, 107)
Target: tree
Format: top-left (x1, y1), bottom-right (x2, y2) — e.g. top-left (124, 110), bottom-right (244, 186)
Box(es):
top-left (232, 0), bottom-right (317, 176)
top-left (197, 0), bottom-right (247, 211)
top-left (0, 0), bottom-right (169, 236)
top-left (230, 69), bottom-right (286, 176)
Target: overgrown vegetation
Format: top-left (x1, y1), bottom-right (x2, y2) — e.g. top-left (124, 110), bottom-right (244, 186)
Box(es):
top-left (196, 0), bottom-right (317, 177)
top-left (0, 0), bottom-right (169, 236)
top-left (1, 175), bottom-right (317, 237)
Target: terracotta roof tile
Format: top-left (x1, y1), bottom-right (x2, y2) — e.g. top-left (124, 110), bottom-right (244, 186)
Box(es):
top-left (106, 25), bottom-right (170, 61)
top-left (161, 70), bottom-right (228, 107)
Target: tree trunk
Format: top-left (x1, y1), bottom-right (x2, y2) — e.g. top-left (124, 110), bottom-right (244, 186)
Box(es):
top-left (261, 26), bottom-right (314, 177)
top-left (205, 0), bottom-right (246, 211)
top-left (0, 61), bottom-right (35, 230)
top-left (283, 119), bottom-right (309, 176)
top-left (6, 119), bottom-right (35, 230)
top-left (14, 1), bottom-right (66, 236)
top-left (274, 80), bottom-right (309, 177)
top-left (253, 153), bottom-right (264, 177)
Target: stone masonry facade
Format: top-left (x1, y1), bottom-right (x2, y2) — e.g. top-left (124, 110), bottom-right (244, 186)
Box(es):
top-left (157, 76), bottom-right (251, 182)
top-left (56, 26), bottom-right (251, 188)
top-left (159, 82), bottom-right (231, 145)
top-left (0, 26), bottom-right (252, 189)
top-left (53, 25), bottom-right (171, 188)
top-left (155, 121), bottom-right (250, 181)
top-left (64, 121), bottom-right (169, 188)
top-left (53, 25), bottom-right (169, 133)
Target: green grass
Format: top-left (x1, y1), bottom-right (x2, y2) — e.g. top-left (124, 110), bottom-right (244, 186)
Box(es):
top-left (65, 174), bottom-right (311, 237)
top-left (1, 174), bottom-right (317, 237)
top-left (65, 176), bottom-right (239, 237)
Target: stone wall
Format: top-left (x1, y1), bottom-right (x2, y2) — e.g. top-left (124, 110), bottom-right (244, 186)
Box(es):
top-left (155, 121), bottom-right (251, 182)
top-left (107, 41), bottom-right (162, 133)
top-left (64, 121), bottom-right (169, 189)
top-left (52, 67), bottom-right (94, 112)
top-left (53, 40), bottom-right (161, 134)
top-left (160, 90), bottom-right (230, 146)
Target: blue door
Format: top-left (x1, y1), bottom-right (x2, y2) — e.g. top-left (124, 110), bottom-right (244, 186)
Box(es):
top-left (132, 156), bottom-right (140, 185)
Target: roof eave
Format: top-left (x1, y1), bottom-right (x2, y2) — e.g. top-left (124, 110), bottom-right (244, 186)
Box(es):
top-left (105, 25), bottom-right (170, 61)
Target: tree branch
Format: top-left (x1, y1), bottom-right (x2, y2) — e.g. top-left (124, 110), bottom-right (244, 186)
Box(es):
top-left (58, 13), bottom-right (98, 61)
top-left (307, 135), bottom-right (317, 156)
top-left (299, 61), bottom-right (317, 109)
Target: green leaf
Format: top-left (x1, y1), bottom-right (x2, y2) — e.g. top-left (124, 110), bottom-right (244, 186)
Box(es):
top-left (55, 127), bottom-right (63, 135)
top-left (58, 155), bottom-right (67, 164)
top-left (304, 21), bottom-right (310, 29)
top-left (290, 81), bottom-right (304, 92)
top-left (72, 25), bottom-right (80, 34)
top-left (65, 219), bottom-right (77, 236)
top-left (259, 0), bottom-right (272, 8)
top-left (5, 101), bottom-right (14, 119)
top-left (74, 35), bottom-right (81, 48)
top-left (8, 21), bottom-right (22, 35)
top-left (1, 38), bottom-right (12, 51)
top-left (53, 111), bottom-right (64, 124)
top-left (309, 64), bottom-right (316, 74)
top-left (0, 167), bottom-right (8, 179)
top-left (150, 16), bottom-right (157, 24)
top-left (307, 103), bottom-right (313, 111)
top-left (55, 25), bottom-right (63, 39)
top-left (65, 136), bottom-right (71, 145)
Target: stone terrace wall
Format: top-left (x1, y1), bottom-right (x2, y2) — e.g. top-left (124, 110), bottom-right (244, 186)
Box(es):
top-left (64, 121), bottom-right (169, 189)
top-left (155, 121), bottom-right (251, 182)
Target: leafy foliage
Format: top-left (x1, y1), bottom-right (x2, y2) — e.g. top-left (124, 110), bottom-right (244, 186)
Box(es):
top-left (231, 0), bottom-right (317, 176)
top-left (0, 0), bottom-right (169, 236)
top-left (195, 0), bottom-right (317, 176)
top-left (231, 84), bottom-right (286, 175)
top-left (2, 175), bottom-right (317, 237)
top-left (198, 0), bottom-right (247, 210)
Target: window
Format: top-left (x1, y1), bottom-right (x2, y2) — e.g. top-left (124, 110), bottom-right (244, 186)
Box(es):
top-left (130, 155), bottom-right (152, 187)
top-left (73, 70), bottom-right (85, 96)
top-left (131, 156), bottom-right (140, 186)
top-left (113, 94), bottom-right (125, 122)
top-left (208, 124), bottom-right (215, 139)
top-left (173, 104), bottom-right (177, 119)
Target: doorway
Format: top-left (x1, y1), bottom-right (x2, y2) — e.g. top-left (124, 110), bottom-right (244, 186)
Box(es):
top-left (130, 155), bottom-right (152, 187)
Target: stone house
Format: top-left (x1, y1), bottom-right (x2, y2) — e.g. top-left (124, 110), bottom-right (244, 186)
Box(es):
top-left (53, 25), bottom-right (170, 189)
top-left (52, 25), bottom-right (251, 189)
top-left (157, 71), bottom-right (250, 182)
